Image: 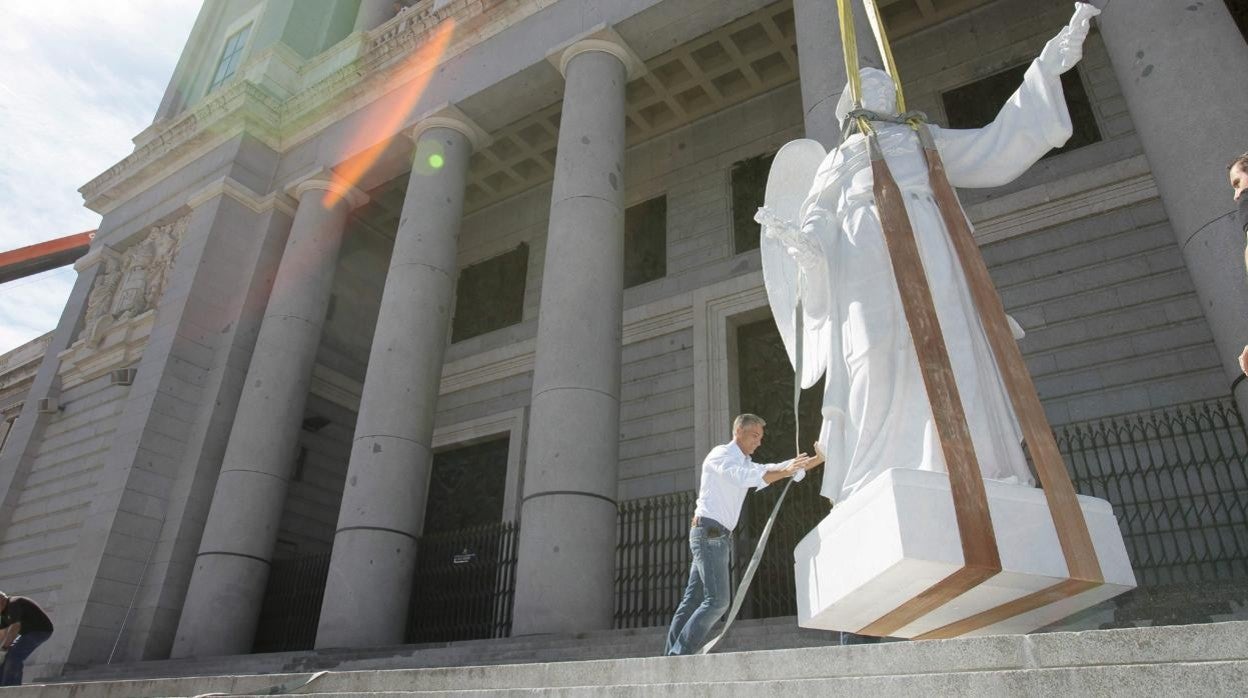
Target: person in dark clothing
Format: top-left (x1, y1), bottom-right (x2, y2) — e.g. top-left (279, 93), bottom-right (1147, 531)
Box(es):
top-left (0, 591), bottom-right (54, 686)
top-left (1228, 153), bottom-right (1248, 376)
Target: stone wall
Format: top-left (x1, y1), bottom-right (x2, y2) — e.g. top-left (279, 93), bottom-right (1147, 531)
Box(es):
top-left (0, 373), bottom-right (124, 619)
top-left (990, 199), bottom-right (1225, 425)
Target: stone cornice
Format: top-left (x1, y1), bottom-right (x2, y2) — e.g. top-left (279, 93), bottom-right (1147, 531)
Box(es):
top-left (967, 155), bottom-right (1158, 245)
top-left (80, 81), bottom-right (284, 213)
top-left (79, 0), bottom-right (554, 216)
top-left (186, 176), bottom-right (298, 217)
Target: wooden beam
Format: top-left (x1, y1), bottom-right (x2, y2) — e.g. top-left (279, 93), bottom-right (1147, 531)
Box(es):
top-left (0, 231), bottom-right (94, 284)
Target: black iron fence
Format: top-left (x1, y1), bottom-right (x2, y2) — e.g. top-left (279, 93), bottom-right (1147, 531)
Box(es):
top-left (615, 492), bottom-right (698, 629)
top-left (252, 551), bottom-right (331, 653)
top-left (253, 521), bottom-right (519, 652)
top-left (613, 397), bottom-right (1248, 629)
top-left (406, 520), bottom-right (520, 643)
top-left (1059, 398), bottom-right (1248, 586)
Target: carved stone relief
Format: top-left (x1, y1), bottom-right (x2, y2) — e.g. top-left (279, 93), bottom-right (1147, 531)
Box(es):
top-left (80, 216), bottom-right (188, 348)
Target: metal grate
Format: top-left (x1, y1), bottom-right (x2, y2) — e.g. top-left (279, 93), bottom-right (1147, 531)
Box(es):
top-left (1059, 398), bottom-right (1248, 586)
top-left (407, 520), bottom-right (520, 643)
top-left (614, 491), bottom-right (698, 629)
top-left (252, 551), bottom-right (331, 653)
top-left (254, 521), bottom-right (520, 652)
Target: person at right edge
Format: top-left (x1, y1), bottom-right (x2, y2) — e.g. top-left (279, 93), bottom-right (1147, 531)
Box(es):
top-left (1229, 153), bottom-right (1248, 376)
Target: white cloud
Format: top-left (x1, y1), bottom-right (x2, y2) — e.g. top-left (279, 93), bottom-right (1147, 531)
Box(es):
top-left (0, 1), bottom-right (201, 355)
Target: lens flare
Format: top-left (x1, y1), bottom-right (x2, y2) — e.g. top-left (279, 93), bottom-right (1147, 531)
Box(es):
top-left (324, 19), bottom-right (457, 209)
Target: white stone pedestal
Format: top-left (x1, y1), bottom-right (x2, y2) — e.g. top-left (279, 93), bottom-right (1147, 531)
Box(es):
top-left (794, 468), bottom-right (1136, 638)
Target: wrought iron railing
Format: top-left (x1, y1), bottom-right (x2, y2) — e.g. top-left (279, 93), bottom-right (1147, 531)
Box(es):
top-left (613, 397), bottom-right (1248, 628)
top-left (1059, 398), bottom-right (1248, 586)
top-left (253, 520), bottom-right (520, 652)
top-left (615, 492), bottom-right (698, 629)
top-left (406, 520), bottom-right (520, 643)
top-left (252, 551), bottom-right (332, 653)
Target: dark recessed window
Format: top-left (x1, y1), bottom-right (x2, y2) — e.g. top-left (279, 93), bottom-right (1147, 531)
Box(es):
top-left (731, 152), bottom-right (776, 254)
top-left (452, 243), bottom-right (528, 343)
top-left (625, 196), bottom-right (667, 288)
top-left (942, 64), bottom-right (1101, 158)
top-left (423, 437), bottom-right (509, 535)
top-left (209, 23), bottom-right (252, 93)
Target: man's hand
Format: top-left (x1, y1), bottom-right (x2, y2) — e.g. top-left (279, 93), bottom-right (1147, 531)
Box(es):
top-left (789, 448), bottom-right (826, 476)
top-left (1238, 345), bottom-right (1248, 376)
top-left (1038, 2), bottom-right (1101, 75)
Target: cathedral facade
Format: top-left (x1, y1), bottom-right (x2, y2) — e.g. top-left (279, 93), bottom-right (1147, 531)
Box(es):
top-left (1, 0), bottom-right (1247, 680)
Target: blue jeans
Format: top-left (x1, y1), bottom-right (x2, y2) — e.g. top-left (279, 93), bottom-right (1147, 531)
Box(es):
top-left (665, 518), bottom-right (731, 655)
top-left (1, 630), bottom-right (52, 686)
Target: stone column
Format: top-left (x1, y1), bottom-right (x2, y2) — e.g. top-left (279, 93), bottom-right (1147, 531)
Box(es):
top-left (1095, 1), bottom-right (1248, 409)
top-left (315, 112), bottom-right (483, 649)
top-left (510, 36), bottom-right (638, 635)
top-left (354, 0), bottom-right (395, 32)
top-left (171, 174), bottom-right (366, 658)
top-left (793, 0), bottom-right (884, 148)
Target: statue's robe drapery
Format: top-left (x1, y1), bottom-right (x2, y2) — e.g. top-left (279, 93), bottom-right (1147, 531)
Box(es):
top-left (795, 60), bottom-right (1074, 503)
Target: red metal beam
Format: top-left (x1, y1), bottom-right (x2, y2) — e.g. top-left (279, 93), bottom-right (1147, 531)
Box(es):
top-left (0, 231), bottom-right (95, 285)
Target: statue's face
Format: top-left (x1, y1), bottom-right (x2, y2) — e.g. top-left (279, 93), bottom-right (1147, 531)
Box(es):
top-left (834, 67), bottom-right (899, 122)
top-left (859, 68), bottom-right (897, 114)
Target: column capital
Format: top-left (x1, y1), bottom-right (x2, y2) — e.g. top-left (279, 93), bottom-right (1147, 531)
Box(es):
top-left (550, 25), bottom-right (645, 81)
top-left (410, 104), bottom-right (492, 152)
top-left (284, 167), bottom-right (370, 209)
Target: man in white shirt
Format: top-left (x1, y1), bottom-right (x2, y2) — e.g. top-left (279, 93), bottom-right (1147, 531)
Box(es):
top-left (664, 413), bottom-right (823, 655)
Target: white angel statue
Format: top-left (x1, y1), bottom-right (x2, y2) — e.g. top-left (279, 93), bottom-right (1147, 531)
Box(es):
top-left (758, 3), bottom-right (1100, 504)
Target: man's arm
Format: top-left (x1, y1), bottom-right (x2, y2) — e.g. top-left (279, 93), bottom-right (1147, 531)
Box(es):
top-left (761, 452), bottom-right (824, 485)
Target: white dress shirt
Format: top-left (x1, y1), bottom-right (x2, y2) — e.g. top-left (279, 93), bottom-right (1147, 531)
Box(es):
top-left (692, 441), bottom-right (790, 531)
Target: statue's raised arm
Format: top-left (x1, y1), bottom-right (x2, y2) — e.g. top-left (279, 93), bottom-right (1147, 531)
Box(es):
top-left (1038, 3), bottom-right (1102, 76)
top-left (932, 2), bottom-right (1101, 187)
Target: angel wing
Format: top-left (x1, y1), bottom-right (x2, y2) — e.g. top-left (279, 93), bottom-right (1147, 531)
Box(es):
top-left (758, 138), bottom-right (828, 390)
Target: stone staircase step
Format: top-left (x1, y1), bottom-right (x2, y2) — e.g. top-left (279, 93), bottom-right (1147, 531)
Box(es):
top-left (55, 617), bottom-right (840, 684)
top-left (223, 661), bottom-right (1248, 697)
top-left (8, 622), bottom-right (1246, 698)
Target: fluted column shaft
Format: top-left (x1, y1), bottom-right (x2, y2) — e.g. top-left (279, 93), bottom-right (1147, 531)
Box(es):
top-left (172, 177), bottom-right (365, 658)
top-left (793, 0), bottom-right (884, 149)
top-left (511, 45), bottom-right (628, 635)
top-left (315, 123), bottom-right (474, 648)
top-left (1096, 0), bottom-right (1248, 409)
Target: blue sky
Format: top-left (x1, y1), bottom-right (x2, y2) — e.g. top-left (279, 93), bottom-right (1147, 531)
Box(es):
top-left (0, 1), bottom-right (202, 355)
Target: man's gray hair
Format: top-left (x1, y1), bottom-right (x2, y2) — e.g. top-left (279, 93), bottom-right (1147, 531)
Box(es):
top-left (733, 414), bottom-right (766, 431)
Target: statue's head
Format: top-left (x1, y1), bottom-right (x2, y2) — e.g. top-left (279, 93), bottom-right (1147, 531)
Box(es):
top-left (835, 67), bottom-right (898, 122)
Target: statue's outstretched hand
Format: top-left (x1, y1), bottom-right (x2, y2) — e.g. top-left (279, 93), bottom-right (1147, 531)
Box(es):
top-left (757, 206), bottom-right (821, 269)
top-left (1038, 2), bottom-right (1101, 75)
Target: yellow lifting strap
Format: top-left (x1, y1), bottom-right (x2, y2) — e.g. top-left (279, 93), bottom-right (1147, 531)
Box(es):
top-left (836, 0), bottom-right (908, 133)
